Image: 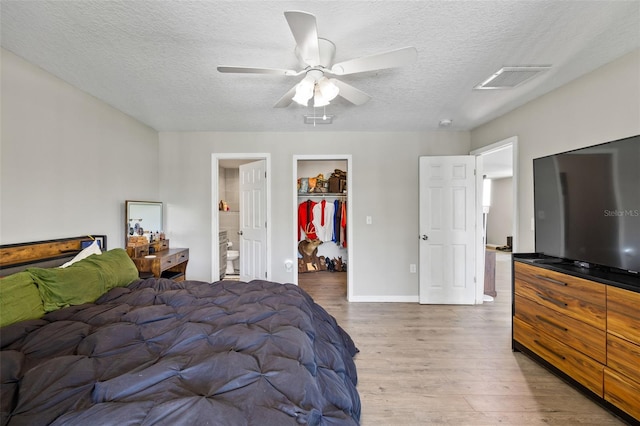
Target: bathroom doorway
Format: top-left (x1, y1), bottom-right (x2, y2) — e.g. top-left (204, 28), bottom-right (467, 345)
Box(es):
top-left (293, 155), bottom-right (353, 301)
top-left (212, 153), bottom-right (271, 282)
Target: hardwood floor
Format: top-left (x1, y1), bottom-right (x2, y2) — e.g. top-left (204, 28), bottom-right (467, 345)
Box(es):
top-left (298, 254), bottom-right (627, 425)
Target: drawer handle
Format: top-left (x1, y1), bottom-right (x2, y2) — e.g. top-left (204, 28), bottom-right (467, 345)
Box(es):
top-left (536, 315), bottom-right (568, 332)
top-left (534, 339), bottom-right (566, 360)
top-left (536, 293), bottom-right (568, 308)
top-left (534, 274), bottom-right (567, 286)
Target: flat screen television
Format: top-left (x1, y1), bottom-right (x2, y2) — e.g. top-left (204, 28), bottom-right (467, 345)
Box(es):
top-left (533, 134), bottom-right (640, 274)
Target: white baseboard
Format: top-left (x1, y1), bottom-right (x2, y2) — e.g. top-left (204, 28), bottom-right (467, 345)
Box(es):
top-left (348, 295), bottom-right (419, 303)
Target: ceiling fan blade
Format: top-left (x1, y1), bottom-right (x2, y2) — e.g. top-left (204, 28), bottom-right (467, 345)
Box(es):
top-left (274, 84), bottom-right (298, 108)
top-left (330, 46), bottom-right (417, 75)
top-left (333, 80), bottom-right (372, 105)
top-left (217, 66), bottom-right (300, 76)
top-left (284, 11), bottom-right (320, 66)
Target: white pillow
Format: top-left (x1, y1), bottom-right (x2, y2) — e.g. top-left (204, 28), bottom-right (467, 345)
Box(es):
top-left (59, 240), bottom-right (102, 268)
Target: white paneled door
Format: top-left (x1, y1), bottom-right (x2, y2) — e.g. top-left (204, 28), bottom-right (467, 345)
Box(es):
top-left (239, 160), bottom-right (267, 282)
top-left (419, 156), bottom-right (477, 304)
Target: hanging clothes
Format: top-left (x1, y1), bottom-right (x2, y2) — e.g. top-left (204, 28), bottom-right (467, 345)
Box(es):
top-left (333, 199), bottom-right (341, 245)
top-left (340, 200), bottom-right (347, 248)
top-left (312, 199), bottom-right (335, 242)
top-left (298, 200), bottom-right (318, 240)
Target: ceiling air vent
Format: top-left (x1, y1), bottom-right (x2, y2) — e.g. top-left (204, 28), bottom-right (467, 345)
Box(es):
top-left (474, 66), bottom-right (551, 90)
top-left (304, 115), bottom-right (334, 125)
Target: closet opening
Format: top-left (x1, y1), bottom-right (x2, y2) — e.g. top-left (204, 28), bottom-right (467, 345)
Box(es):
top-left (293, 155), bottom-right (352, 301)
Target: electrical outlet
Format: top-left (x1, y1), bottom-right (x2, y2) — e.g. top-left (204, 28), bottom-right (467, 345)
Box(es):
top-left (366, 216), bottom-right (372, 225)
top-left (409, 264), bottom-right (417, 273)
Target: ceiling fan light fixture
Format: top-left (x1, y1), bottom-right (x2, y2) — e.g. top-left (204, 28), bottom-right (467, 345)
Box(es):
top-left (313, 86), bottom-right (330, 107)
top-left (292, 91), bottom-right (311, 106)
top-left (219, 11), bottom-right (416, 110)
top-left (292, 76), bottom-right (315, 106)
top-left (317, 77), bottom-right (339, 101)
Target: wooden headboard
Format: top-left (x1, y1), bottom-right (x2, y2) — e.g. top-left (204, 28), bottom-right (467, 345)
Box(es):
top-left (0, 235), bottom-right (107, 276)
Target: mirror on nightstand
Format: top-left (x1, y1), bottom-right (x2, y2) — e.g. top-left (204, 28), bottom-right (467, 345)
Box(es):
top-left (125, 200), bottom-right (163, 246)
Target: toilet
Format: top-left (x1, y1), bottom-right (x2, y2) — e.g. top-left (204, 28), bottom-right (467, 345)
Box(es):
top-left (226, 241), bottom-right (239, 275)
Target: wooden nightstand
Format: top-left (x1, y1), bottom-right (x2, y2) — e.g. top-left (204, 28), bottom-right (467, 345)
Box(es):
top-left (127, 239), bottom-right (189, 281)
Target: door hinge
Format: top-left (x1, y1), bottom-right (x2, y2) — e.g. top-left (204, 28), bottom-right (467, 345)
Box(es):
top-left (474, 276), bottom-right (477, 283)
top-left (265, 171), bottom-right (267, 178)
top-left (265, 271), bottom-right (267, 279)
top-left (474, 169), bottom-right (476, 176)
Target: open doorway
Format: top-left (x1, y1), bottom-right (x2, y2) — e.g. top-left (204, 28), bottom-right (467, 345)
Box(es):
top-left (480, 145), bottom-right (515, 249)
top-left (471, 137), bottom-right (517, 302)
top-left (293, 155), bottom-right (353, 301)
top-left (211, 153), bottom-right (271, 283)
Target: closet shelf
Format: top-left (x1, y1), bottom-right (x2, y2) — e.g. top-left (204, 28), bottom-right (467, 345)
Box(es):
top-left (297, 193), bottom-right (346, 198)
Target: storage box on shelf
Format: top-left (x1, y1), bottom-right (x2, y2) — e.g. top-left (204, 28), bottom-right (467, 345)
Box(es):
top-left (512, 254), bottom-right (640, 424)
top-left (127, 237), bottom-right (189, 281)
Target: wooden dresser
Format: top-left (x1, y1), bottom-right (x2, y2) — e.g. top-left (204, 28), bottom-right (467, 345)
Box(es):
top-left (605, 286), bottom-right (640, 420)
top-left (513, 255), bottom-right (640, 424)
top-left (127, 239), bottom-right (189, 281)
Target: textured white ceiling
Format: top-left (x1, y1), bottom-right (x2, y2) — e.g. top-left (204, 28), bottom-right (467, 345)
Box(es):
top-left (2, 1), bottom-right (639, 132)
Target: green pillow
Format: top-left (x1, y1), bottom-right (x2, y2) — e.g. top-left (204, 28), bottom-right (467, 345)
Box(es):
top-left (79, 248), bottom-right (139, 290)
top-left (28, 263), bottom-right (106, 312)
top-left (28, 248), bottom-right (139, 312)
top-left (0, 272), bottom-right (46, 327)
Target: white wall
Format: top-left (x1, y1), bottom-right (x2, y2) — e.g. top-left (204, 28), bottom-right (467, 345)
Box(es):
top-left (471, 49), bottom-right (640, 253)
top-left (0, 48), bottom-right (159, 246)
top-left (9, 42), bottom-right (636, 296)
top-left (159, 131), bottom-right (470, 298)
top-left (486, 177), bottom-right (513, 246)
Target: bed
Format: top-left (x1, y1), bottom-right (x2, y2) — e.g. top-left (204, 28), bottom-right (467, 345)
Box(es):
top-left (0, 236), bottom-right (360, 425)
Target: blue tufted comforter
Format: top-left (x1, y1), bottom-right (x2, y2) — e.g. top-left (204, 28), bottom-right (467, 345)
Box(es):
top-left (0, 279), bottom-right (360, 425)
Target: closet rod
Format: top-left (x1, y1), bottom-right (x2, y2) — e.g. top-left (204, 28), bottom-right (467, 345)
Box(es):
top-left (297, 193), bottom-right (346, 198)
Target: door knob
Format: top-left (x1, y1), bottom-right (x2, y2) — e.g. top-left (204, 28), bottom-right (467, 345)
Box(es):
top-left (238, 230), bottom-right (243, 235)
top-left (421, 235), bottom-right (429, 241)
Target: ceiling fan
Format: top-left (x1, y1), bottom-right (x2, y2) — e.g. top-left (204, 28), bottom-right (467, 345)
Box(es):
top-left (217, 10), bottom-right (417, 108)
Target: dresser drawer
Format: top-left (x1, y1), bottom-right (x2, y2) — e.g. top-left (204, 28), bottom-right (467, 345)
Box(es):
top-left (161, 253), bottom-right (178, 270)
top-left (607, 333), bottom-right (640, 385)
top-left (514, 263), bottom-right (605, 329)
top-left (607, 286), bottom-right (640, 345)
top-left (514, 317), bottom-right (604, 396)
top-left (175, 249), bottom-right (189, 264)
top-left (160, 249), bottom-right (189, 271)
top-left (515, 294), bottom-right (606, 363)
top-left (129, 245), bottom-right (149, 258)
top-left (604, 367), bottom-right (640, 420)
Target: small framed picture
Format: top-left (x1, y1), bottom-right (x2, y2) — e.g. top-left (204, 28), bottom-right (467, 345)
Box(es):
top-left (81, 235), bottom-right (106, 250)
